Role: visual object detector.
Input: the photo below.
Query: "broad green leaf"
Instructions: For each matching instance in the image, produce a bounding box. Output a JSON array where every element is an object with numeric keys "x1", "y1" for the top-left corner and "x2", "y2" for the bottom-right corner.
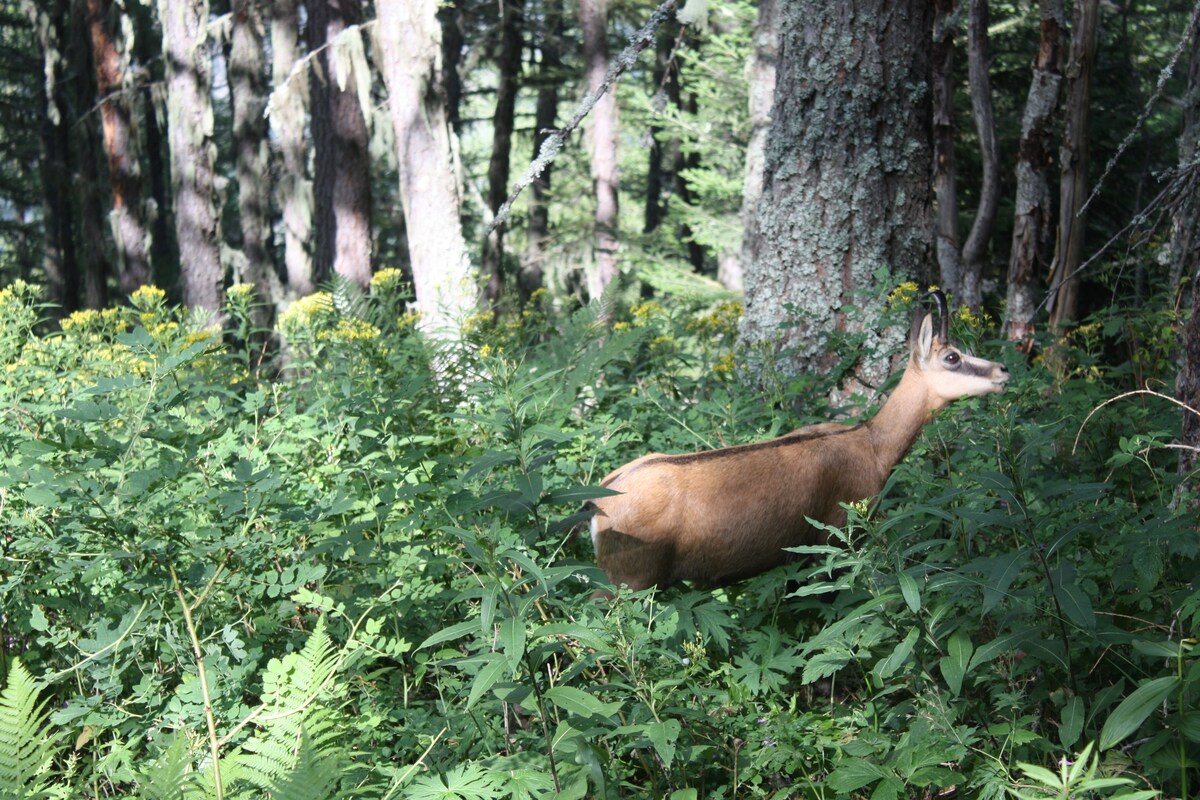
[
  {"x1": 939, "y1": 629, "x2": 973, "y2": 697},
  {"x1": 646, "y1": 718, "x2": 682, "y2": 768},
  {"x1": 544, "y1": 686, "x2": 622, "y2": 720},
  {"x1": 417, "y1": 620, "x2": 479, "y2": 651},
  {"x1": 1059, "y1": 696, "x2": 1084, "y2": 748},
  {"x1": 874, "y1": 627, "x2": 919, "y2": 680},
  {"x1": 1099, "y1": 676, "x2": 1179, "y2": 750},
  {"x1": 498, "y1": 616, "x2": 527, "y2": 670},
  {"x1": 898, "y1": 571, "x2": 921, "y2": 613},
  {"x1": 467, "y1": 654, "x2": 507, "y2": 710}
]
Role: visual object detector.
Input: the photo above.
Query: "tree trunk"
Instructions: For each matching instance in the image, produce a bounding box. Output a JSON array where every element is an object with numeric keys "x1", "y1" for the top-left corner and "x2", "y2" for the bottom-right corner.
[
  {"x1": 960, "y1": 0, "x2": 999, "y2": 311},
  {"x1": 307, "y1": 0, "x2": 372, "y2": 289},
  {"x1": 30, "y1": 0, "x2": 80, "y2": 316},
  {"x1": 521, "y1": 0, "x2": 564, "y2": 302},
  {"x1": 1048, "y1": 0, "x2": 1099, "y2": 330},
  {"x1": 1004, "y1": 0, "x2": 1064, "y2": 344},
  {"x1": 742, "y1": 0, "x2": 934, "y2": 383},
  {"x1": 438, "y1": 0, "x2": 465, "y2": 134},
  {"x1": 230, "y1": 0, "x2": 282, "y2": 319},
  {"x1": 71, "y1": 0, "x2": 110, "y2": 309},
  {"x1": 86, "y1": 0, "x2": 150, "y2": 295},
  {"x1": 580, "y1": 0, "x2": 620, "y2": 298},
  {"x1": 270, "y1": 0, "x2": 313, "y2": 296},
  {"x1": 134, "y1": 4, "x2": 174, "y2": 286},
  {"x1": 931, "y1": 0, "x2": 962, "y2": 302},
  {"x1": 158, "y1": 0, "x2": 223, "y2": 312},
  {"x1": 1175, "y1": 12, "x2": 1200, "y2": 503},
  {"x1": 483, "y1": 0, "x2": 525, "y2": 306},
  {"x1": 732, "y1": 0, "x2": 779, "y2": 294},
  {"x1": 377, "y1": 0, "x2": 478, "y2": 339}
]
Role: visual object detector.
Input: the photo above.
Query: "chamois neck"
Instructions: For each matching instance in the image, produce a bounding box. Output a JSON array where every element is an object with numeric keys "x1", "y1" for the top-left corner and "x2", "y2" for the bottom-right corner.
[{"x1": 862, "y1": 365, "x2": 935, "y2": 474}]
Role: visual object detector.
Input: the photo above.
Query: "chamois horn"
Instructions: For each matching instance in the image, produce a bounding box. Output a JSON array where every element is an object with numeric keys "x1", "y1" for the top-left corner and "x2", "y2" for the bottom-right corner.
[{"x1": 926, "y1": 289, "x2": 949, "y2": 342}]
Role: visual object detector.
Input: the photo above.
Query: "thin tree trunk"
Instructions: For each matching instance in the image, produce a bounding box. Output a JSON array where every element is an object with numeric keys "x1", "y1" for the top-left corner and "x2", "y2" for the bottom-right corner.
[
  {"x1": 438, "y1": 0, "x2": 465, "y2": 134},
  {"x1": 644, "y1": 25, "x2": 673, "y2": 235},
  {"x1": 30, "y1": 0, "x2": 80, "y2": 316},
  {"x1": 158, "y1": 0, "x2": 224, "y2": 312},
  {"x1": 307, "y1": 0, "x2": 372, "y2": 289},
  {"x1": 378, "y1": 0, "x2": 478, "y2": 340},
  {"x1": 1004, "y1": 0, "x2": 1064, "y2": 344},
  {"x1": 932, "y1": 0, "x2": 962, "y2": 301},
  {"x1": 1175, "y1": 11, "x2": 1200, "y2": 502},
  {"x1": 134, "y1": 4, "x2": 174, "y2": 285},
  {"x1": 732, "y1": 0, "x2": 778, "y2": 294},
  {"x1": 271, "y1": 0, "x2": 313, "y2": 296},
  {"x1": 483, "y1": 0, "x2": 525, "y2": 306},
  {"x1": 742, "y1": 0, "x2": 934, "y2": 384},
  {"x1": 72, "y1": 0, "x2": 110, "y2": 309},
  {"x1": 960, "y1": 0, "x2": 999, "y2": 311},
  {"x1": 580, "y1": 0, "x2": 620, "y2": 298},
  {"x1": 230, "y1": 0, "x2": 283, "y2": 318},
  {"x1": 1048, "y1": 0, "x2": 1099, "y2": 330},
  {"x1": 522, "y1": 0, "x2": 564, "y2": 302},
  {"x1": 86, "y1": 0, "x2": 150, "y2": 294}
]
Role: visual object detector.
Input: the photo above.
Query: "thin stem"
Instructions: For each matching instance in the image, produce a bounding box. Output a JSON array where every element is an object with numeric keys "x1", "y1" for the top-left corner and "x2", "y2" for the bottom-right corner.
[{"x1": 170, "y1": 564, "x2": 223, "y2": 799}]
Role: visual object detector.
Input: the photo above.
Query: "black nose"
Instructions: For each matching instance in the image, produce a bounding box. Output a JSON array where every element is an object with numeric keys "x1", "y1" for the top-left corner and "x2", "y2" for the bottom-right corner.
[{"x1": 999, "y1": 364, "x2": 1009, "y2": 374}]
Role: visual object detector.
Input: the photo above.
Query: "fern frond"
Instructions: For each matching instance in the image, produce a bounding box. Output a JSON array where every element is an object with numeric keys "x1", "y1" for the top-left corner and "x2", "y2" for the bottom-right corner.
[
  {"x1": 134, "y1": 733, "x2": 198, "y2": 800},
  {"x1": 264, "y1": 729, "x2": 339, "y2": 800},
  {"x1": 0, "y1": 659, "x2": 60, "y2": 797}
]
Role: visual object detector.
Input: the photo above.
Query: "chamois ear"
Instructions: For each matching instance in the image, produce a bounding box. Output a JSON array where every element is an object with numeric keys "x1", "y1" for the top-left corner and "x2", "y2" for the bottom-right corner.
[{"x1": 914, "y1": 312, "x2": 935, "y2": 365}]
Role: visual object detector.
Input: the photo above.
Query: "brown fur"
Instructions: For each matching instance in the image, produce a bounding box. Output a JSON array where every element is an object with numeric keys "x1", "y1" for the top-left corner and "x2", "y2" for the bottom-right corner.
[{"x1": 589, "y1": 311, "x2": 1009, "y2": 591}]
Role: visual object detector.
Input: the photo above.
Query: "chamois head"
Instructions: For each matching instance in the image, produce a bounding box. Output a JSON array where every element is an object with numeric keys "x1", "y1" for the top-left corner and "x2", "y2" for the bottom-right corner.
[{"x1": 909, "y1": 290, "x2": 1009, "y2": 409}]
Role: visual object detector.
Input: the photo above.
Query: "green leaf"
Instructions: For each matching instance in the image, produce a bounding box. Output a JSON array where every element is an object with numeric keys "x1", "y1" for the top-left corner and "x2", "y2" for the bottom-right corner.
[
  {"x1": 898, "y1": 571, "x2": 921, "y2": 613},
  {"x1": 466, "y1": 654, "x2": 507, "y2": 711},
  {"x1": 939, "y1": 629, "x2": 973, "y2": 697},
  {"x1": 874, "y1": 627, "x2": 919, "y2": 680},
  {"x1": 418, "y1": 620, "x2": 480, "y2": 651},
  {"x1": 1099, "y1": 676, "x2": 1179, "y2": 750},
  {"x1": 498, "y1": 616, "x2": 527, "y2": 671},
  {"x1": 543, "y1": 686, "x2": 622, "y2": 721},
  {"x1": 646, "y1": 718, "x2": 682, "y2": 768},
  {"x1": 1060, "y1": 696, "x2": 1084, "y2": 748}
]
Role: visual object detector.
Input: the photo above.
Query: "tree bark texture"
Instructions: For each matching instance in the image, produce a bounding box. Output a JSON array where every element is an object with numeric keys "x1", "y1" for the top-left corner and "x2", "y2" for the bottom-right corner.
[
  {"x1": 86, "y1": 0, "x2": 150, "y2": 294},
  {"x1": 932, "y1": 0, "x2": 962, "y2": 303},
  {"x1": 270, "y1": 0, "x2": 313, "y2": 296},
  {"x1": 438, "y1": 0, "x2": 465, "y2": 134},
  {"x1": 158, "y1": 0, "x2": 223, "y2": 312},
  {"x1": 230, "y1": 0, "x2": 281, "y2": 318},
  {"x1": 377, "y1": 0, "x2": 478, "y2": 339},
  {"x1": 742, "y1": 0, "x2": 935, "y2": 382},
  {"x1": 1048, "y1": 0, "x2": 1099, "y2": 330},
  {"x1": 307, "y1": 0, "x2": 372, "y2": 289},
  {"x1": 960, "y1": 0, "x2": 999, "y2": 311},
  {"x1": 522, "y1": 0, "x2": 565, "y2": 302},
  {"x1": 483, "y1": 0, "x2": 525, "y2": 305},
  {"x1": 580, "y1": 0, "x2": 620, "y2": 298},
  {"x1": 732, "y1": 0, "x2": 779, "y2": 294},
  {"x1": 1176, "y1": 12, "x2": 1200, "y2": 501},
  {"x1": 1004, "y1": 0, "x2": 1064, "y2": 343},
  {"x1": 71, "y1": 0, "x2": 110, "y2": 309},
  {"x1": 31, "y1": 0, "x2": 80, "y2": 315}
]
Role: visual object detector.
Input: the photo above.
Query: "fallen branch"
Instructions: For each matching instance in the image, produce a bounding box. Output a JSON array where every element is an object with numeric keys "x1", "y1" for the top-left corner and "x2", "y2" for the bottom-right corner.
[{"x1": 487, "y1": 0, "x2": 680, "y2": 234}]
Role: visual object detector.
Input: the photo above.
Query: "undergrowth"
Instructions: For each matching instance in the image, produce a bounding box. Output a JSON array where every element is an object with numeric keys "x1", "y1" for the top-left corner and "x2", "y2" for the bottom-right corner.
[{"x1": 0, "y1": 277, "x2": 1196, "y2": 798}]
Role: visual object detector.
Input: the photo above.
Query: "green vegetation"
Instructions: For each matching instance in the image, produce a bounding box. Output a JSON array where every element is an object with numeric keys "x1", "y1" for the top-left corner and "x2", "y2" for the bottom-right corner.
[{"x1": 1, "y1": 278, "x2": 1196, "y2": 798}]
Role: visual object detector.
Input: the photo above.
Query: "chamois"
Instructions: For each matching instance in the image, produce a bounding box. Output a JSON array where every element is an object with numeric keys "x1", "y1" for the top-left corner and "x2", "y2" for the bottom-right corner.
[{"x1": 588, "y1": 291, "x2": 1009, "y2": 591}]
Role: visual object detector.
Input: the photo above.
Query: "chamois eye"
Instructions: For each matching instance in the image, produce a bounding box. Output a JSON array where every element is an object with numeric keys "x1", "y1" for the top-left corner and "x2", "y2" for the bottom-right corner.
[{"x1": 945, "y1": 352, "x2": 961, "y2": 366}]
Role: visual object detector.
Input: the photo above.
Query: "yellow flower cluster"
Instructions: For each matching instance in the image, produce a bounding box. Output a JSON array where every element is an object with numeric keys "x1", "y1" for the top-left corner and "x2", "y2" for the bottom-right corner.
[
  {"x1": 630, "y1": 301, "x2": 665, "y2": 324},
  {"x1": 956, "y1": 305, "x2": 995, "y2": 330},
  {"x1": 316, "y1": 318, "x2": 381, "y2": 344},
  {"x1": 370, "y1": 268, "x2": 407, "y2": 295},
  {"x1": 687, "y1": 301, "x2": 743, "y2": 338},
  {"x1": 278, "y1": 292, "x2": 335, "y2": 338},
  {"x1": 61, "y1": 307, "x2": 128, "y2": 336},
  {"x1": 887, "y1": 281, "x2": 921, "y2": 307},
  {"x1": 397, "y1": 309, "x2": 422, "y2": 330},
  {"x1": 130, "y1": 285, "x2": 167, "y2": 310},
  {"x1": 227, "y1": 283, "x2": 255, "y2": 303},
  {"x1": 713, "y1": 352, "x2": 737, "y2": 377}
]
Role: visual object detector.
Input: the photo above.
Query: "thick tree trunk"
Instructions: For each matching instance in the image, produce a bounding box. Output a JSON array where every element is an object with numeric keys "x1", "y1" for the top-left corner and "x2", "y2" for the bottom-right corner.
[
  {"x1": 483, "y1": 0, "x2": 525, "y2": 305},
  {"x1": 932, "y1": 0, "x2": 962, "y2": 302},
  {"x1": 378, "y1": 0, "x2": 478, "y2": 339},
  {"x1": 307, "y1": 0, "x2": 372, "y2": 289},
  {"x1": 270, "y1": 0, "x2": 313, "y2": 296},
  {"x1": 230, "y1": 0, "x2": 282, "y2": 318},
  {"x1": 580, "y1": 0, "x2": 620, "y2": 298},
  {"x1": 158, "y1": 0, "x2": 223, "y2": 312},
  {"x1": 960, "y1": 0, "x2": 999, "y2": 311},
  {"x1": 1004, "y1": 0, "x2": 1064, "y2": 344},
  {"x1": 1175, "y1": 13, "x2": 1200, "y2": 503},
  {"x1": 521, "y1": 0, "x2": 564, "y2": 301},
  {"x1": 732, "y1": 0, "x2": 779, "y2": 294},
  {"x1": 1048, "y1": 0, "x2": 1099, "y2": 330},
  {"x1": 31, "y1": 0, "x2": 80, "y2": 316},
  {"x1": 86, "y1": 0, "x2": 150, "y2": 294},
  {"x1": 742, "y1": 0, "x2": 934, "y2": 383}
]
